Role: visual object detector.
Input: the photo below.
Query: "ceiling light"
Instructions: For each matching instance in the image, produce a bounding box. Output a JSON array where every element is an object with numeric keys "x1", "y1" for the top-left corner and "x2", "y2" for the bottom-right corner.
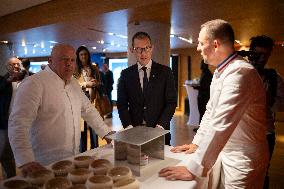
[
  {"x1": 108, "y1": 32, "x2": 114, "y2": 35},
  {"x1": 0, "y1": 40, "x2": 8, "y2": 44},
  {"x1": 41, "y1": 42, "x2": 45, "y2": 48},
  {"x1": 32, "y1": 49, "x2": 35, "y2": 54},
  {"x1": 117, "y1": 34, "x2": 128, "y2": 39},
  {"x1": 92, "y1": 46, "x2": 97, "y2": 49},
  {"x1": 100, "y1": 40, "x2": 104, "y2": 44},
  {"x1": 170, "y1": 34, "x2": 175, "y2": 38},
  {"x1": 103, "y1": 48, "x2": 107, "y2": 52},
  {"x1": 235, "y1": 40, "x2": 241, "y2": 45},
  {"x1": 110, "y1": 42, "x2": 115, "y2": 46},
  {"x1": 24, "y1": 47, "x2": 27, "y2": 55},
  {"x1": 116, "y1": 44, "x2": 121, "y2": 47},
  {"x1": 49, "y1": 41, "x2": 58, "y2": 44},
  {"x1": 22, "y1": 40, "x2": 26, "y2": 47},
  {"x1": 178, "y1": 36, "x2": 192, "y2": 43}
]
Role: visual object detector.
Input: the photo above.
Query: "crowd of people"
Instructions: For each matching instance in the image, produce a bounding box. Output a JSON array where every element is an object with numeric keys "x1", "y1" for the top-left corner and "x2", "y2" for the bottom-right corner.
[{"x1": 0, "y1": 18, "x2": 283, "y2": 189}]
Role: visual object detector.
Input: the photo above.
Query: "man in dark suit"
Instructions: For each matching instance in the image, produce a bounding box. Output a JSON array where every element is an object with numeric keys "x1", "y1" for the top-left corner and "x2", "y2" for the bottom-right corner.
[
  {"x1": 102, "y1": 63, "x2": 114, "y2": 118},
  {"x1": 117, "y1": 31, "x2": 177, "y2": 145},
  {"x1": 0, "y1": 57, "x2": 26, "y2": 178},
  {"x1": 21, "y1": 58, "x2": 34, "y2": 76}
]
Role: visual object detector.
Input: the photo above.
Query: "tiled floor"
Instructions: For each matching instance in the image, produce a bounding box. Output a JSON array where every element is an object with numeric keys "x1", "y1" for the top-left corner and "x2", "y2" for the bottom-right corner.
[{"x1": 1, "y1": 109, "x2": 284, "y2": 188}]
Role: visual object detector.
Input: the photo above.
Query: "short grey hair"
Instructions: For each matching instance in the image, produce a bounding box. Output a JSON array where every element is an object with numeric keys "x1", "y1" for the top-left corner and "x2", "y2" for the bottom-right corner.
[{"x1": 201, "y1": 19, "x2": 235, "y2": 45}]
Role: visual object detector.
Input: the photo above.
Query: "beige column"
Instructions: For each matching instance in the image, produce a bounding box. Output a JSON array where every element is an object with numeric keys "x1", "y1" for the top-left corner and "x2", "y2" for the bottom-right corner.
[{"x1": 127, "y1": 21, "x2": 170, "y2": 66}]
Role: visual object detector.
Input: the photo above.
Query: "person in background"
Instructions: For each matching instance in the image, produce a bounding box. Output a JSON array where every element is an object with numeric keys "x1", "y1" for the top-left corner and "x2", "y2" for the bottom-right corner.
[
  {"x1": 193, "y1": 60, "x2": 213, "y2": 132},
  {"x1": 248, "y1": 35, "x2": 284, "y2": 189},
  {"x1": 159, "y1": 19, "x2": 269, "y2": 188},
  {"x1": 9, "y1": 44, "x2": 114, "y2": 177},
  {"x1": 21, "y1": 58, "x2": 34, "y2": 76},
  {"x1": 117, "y1": 31, "x2": 177, "y2": 145},
  {"x1": 0, "y1": 57, "x2": 26, "y2": 178},
  {"x1": 102, "y1": 63, "x2": 114, "y2": 118},
  {"x1": 74, "y1": 46, "x2": 104, "y2": 152}
]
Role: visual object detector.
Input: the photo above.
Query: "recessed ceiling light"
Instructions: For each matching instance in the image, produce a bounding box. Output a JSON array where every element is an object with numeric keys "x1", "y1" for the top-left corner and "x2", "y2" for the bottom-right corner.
[
  {"x1": 22, "y1": 40, "x2": 26, "y2": 47},
  {"x1": 235, "y1": 40, "x2": 241, "y2": 44},
  {"x1": 24, "y1": 47, "x2": 27, "y2": 55},
  {"x1": 117, "y1": 34, "x2": 128, "y2": 39},
  {"x1": 49, "y1": 41, "x2": 58, "y2": 44}
]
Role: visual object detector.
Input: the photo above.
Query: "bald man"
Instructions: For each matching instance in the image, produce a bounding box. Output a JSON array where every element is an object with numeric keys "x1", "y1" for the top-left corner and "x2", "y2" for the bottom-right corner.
[
  {"x1": 9, "y1": 44, "x2": 114, "y2": 176},
  {"x1": 0, "y1": 57, "x2": 26, "y2": 178}
]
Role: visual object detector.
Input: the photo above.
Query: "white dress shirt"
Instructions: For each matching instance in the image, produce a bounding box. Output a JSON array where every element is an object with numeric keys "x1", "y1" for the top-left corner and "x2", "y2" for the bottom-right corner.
[
  {"x1": 137, "y1": 60, "x2": 152, "y2": 90},
  {"x1": 8, "y1": 66, "x2": 111, "y2": 166},
  {"x1": 189, "y1": 56, "x2": 269, "y2": 187}
]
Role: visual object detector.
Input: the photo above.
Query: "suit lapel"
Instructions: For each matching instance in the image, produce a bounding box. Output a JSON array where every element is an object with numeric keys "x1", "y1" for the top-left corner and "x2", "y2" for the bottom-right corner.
[
  {"x1": 130, "y1": 64, "x2": 144, "y2": 98},
  {"x1": 149, "y1": 61, "x2": 159, "y2": 84}
]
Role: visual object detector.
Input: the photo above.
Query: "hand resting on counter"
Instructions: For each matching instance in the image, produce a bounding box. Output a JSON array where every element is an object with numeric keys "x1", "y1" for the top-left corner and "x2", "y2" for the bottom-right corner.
[{"x1": 170, "y1": 143, "x2": 198, "y2": 154}]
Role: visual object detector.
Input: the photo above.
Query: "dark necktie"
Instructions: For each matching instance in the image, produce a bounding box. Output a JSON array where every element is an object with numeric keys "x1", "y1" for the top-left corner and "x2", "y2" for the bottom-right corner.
[{"x1": 142, "y1": 66, "x2": 148, "y2": 93}]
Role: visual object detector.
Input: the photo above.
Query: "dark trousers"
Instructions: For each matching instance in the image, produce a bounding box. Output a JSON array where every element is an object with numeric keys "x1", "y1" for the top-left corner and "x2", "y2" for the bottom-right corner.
[
  {"x1": 106, "y1": 91, "x2": 113, "y2": 115},
  {"x1": 198, "y1": 96, "x2": 209, "y2": 123},
  {"x1": 0, "y1": 130, "x2": 16, "y2": 178},
  {"x1": 263, "y1": 133, "x2": 276, "y2": 189},
  {"x1": 165, "y1": 133, "x2": 171, "y2": 146},
  {"x1": 80, "y1": 122, "x2": 98, "y2": 153}
]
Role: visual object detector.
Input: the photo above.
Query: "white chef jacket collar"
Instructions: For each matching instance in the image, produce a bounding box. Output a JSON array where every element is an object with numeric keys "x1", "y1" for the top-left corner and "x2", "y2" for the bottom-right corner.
[{"x1": 216, "y1": 52, "x2": 238, "y2": 73}]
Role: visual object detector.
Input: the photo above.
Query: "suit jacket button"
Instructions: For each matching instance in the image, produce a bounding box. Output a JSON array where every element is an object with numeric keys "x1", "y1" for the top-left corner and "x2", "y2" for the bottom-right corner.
[{"x1": 144, "y1": 106, "x2": 147, "y2": 110}]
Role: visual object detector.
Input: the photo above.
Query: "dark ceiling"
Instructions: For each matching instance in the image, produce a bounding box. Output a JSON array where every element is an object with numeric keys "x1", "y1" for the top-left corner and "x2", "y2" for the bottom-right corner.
[{"x1": 0, "y1": 0, "x2": 283, "y2": 57}]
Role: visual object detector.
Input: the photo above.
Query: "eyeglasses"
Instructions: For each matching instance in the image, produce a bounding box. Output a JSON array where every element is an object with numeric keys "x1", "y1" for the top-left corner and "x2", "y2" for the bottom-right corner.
[{"x1": 133, "y1": 46, "x2": 152, "y2": 54}]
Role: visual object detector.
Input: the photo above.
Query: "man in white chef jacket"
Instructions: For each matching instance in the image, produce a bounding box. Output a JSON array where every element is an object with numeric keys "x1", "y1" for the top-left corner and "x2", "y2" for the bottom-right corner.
[
  {"x1": 8, "y1": 44, "x2": 114, "y2": 176},
  {"x1": 159, "y1": 19, "x2": 269, "y2": 188}
]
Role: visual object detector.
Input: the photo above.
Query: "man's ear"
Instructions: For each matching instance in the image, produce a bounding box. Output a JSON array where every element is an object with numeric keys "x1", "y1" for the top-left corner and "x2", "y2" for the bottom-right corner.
[
  {"x1": 48, "y1": 57, "x2": 52, "y2": 64},
  {"x1": 213, "y1": 40, "x2": 220, "y2": 52}
]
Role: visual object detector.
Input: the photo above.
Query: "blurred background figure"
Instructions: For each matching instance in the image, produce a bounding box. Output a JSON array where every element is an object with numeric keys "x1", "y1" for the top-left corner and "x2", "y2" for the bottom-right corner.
[
  {"x1": 40, "y1": 64, "x2": 47, "y2": 70},
  {"x1": 193, "y1": 60, "x2": 213, "y2": 132},
  {"x1": 249, "y1": 35, "x2": 284, "y2": 189},
  {"x1": 74, "y1": 46, "x2": 104, "y2": 152},
  {"x1": 0, "y1": 57, "x2": 26, "y2": 178},
  {"x1": 21, "y1": 58, "x2": 34, "y2": 76},
  {"x1": 102, "y1": 63, "x2": 114, "y2": 118}
]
